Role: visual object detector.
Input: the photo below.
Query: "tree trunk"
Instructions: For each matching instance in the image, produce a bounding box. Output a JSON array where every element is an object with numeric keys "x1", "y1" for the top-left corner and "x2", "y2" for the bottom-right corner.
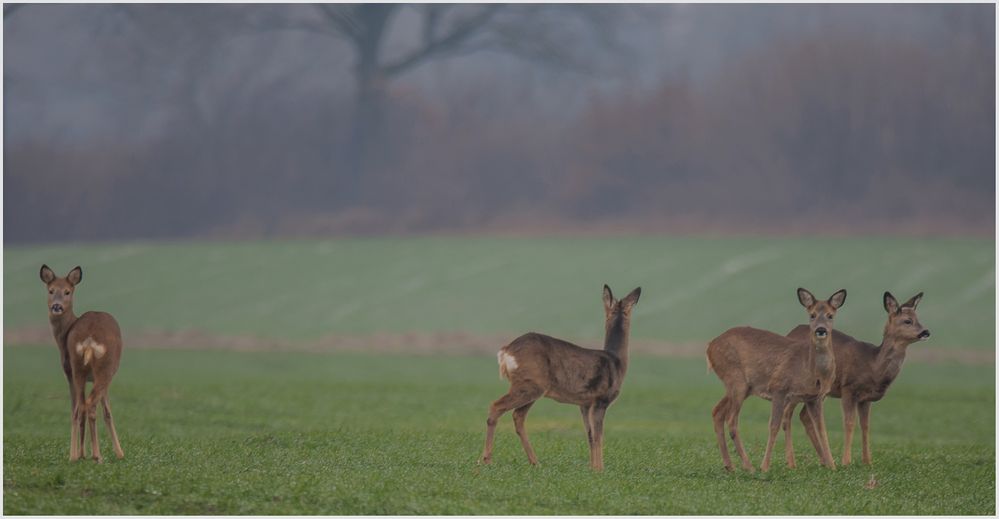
[{"x1": 338, "y1": 5, "x2": 396, "y2": 204}]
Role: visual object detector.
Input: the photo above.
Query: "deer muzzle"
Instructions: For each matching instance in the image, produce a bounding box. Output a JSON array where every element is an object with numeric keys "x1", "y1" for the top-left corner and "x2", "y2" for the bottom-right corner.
[
  {"x1": 50, "y1": 303, "x2": 64, "y2": 314},
  {"x1": 814, "y1": 327, "x2": 828, "y2": 338},
  {"x1": 917, "y1": 329, "x2": 931, "y2": 340}
]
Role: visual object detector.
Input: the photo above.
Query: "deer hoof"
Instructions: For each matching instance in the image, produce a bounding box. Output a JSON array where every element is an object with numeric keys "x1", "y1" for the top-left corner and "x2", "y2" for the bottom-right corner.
[{"x1": 479, "y1": 457, "x2": 492, "y2": 465}]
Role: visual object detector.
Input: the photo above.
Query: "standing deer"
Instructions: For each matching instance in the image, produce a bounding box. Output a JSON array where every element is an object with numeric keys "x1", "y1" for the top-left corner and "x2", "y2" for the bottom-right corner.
[
  {"x1": 707, "y1": 288, "x2": 846, "y2": 472},
  {"x1": 783, "y1": 291, "x2": 930, "y2": 466},
  {"x1": 40, "y1": 265, "x2": 125, "y2": 462},
  {"x1": 479, "y1": 285, "x2": 641, "y2": 471}
]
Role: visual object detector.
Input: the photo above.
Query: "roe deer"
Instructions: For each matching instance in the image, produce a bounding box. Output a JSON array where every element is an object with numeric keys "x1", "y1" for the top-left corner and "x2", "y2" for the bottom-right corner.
[
  {"x1": 783, "y1": 291, "x2": 930, "y2": 466},
  {"x1": 479, "y1": 285, "x2": 641, "y2": 471},
  {"x1": 707, "y1": 288, "x2": 846, "y2": 472},
  {"x1": 40, "y1": 265, "x2": 125, "y2": 462}
]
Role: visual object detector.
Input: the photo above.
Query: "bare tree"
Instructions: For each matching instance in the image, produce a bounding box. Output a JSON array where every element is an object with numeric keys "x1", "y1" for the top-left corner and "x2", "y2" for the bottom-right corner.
[{"x1": 266, "y1": 4, "x2": 630, "y2": 200}]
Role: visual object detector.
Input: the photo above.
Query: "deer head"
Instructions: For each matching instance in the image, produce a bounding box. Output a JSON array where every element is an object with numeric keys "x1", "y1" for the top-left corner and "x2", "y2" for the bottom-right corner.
[
  {"x1": 602, "y1": 285, "x2": 641, "y2": 323},
  {"x1": 40, "y1": 264, "x2": 82, "y2": 317},
  {"x1": 797, "y1": 287, "x2": 847, "y2": 345},
  {"x1": 883, "y1": 291, "x2": 930, "y2": 343}
]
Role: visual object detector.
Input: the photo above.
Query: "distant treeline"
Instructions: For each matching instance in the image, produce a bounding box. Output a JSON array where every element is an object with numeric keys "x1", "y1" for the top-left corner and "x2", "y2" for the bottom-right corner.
[{"x1": 4, "y1": 5, "x2": 993, "y2": 242}]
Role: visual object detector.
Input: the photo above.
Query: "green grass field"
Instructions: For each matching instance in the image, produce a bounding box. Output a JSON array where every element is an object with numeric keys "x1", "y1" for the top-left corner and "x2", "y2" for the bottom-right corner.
[
  {"x1": 3, "y1": 346, "x2": 994, "y2": 515},
  {"x1": 4, "y1": 236, "x2": 995, "y2": 514},
  {"x1": 4, "y1": 236, "x2": 994, "y2": 347}
]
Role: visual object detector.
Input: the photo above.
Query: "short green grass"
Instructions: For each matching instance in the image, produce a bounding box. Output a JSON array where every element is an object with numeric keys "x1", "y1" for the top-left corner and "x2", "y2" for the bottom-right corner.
[
  {"x1": 4, "y1": 346, "x2": 994, "y2": 515},
  {"x1": 5, "y1": 237, "x2": 995, "y2": 513},
  {"x1": 4, "y1": 236, "x2": 994, "y2": 347}
]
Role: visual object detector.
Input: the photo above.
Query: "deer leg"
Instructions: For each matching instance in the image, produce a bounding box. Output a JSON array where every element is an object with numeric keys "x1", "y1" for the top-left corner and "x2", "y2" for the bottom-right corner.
[
  {"x1": 588, "y1": 403, "x2": 609, "y2": 471},
  {"x1": 711, "y1": 397, "x2": 734, "y2": 471},
  {"x1": 512, "y1": 401, "x2": 539, "y2": 465},
  {"x1": 85, "y1": 381, "x2": 111, "y2": 463},
  {"x1": 101, "y1": 395, "x2": 124, "y2": 459},
  {"x1": 87, "y1": 405, "x2": 101, "y2": 463},
  {"x1": 840, "y1": 395, "x2": 857, "y2": 466},
  {"x1": 67, "y1": 380, "x2": 77, "y2": 460},
  {"x1": 798, "y1": 403, "x2": 824, "y2": 464},
  {"x1": 581, "y1": 405, "x2": 595, "y2": 467},
  {"x1": 66, "y1": 374, "x2": 76, "y2": 414},
  {"x1": 65, "y1": 366, "x2": 80, "y2": 454},
  {"x1": 806, "y1": 399, "x2": 835, "y2": 469},
  {"x1": 69, "y1": 375, "x2": 87, "y2": 461},
  {"x1": 481, "y1": 394, "x2": 512, "y2": 465},
  {"x1": 726, "y1": 395, "x2": 754, "y2": 472},
  {"x1": 75, "y1": 386, "x2": 87, "y2": 460},
  {"x1": 77, "y1": 413, "x2": 87, "y2": 460},
  {"x1": 480, "y1": 386, "x2": 542, "y2": 465},
  {"x1": 761, "y1": 396, "x2": 786, "y2": 472},
  {"x1": 70, "y1": 406, "x2": 82, "y2": 461},
  {"x1": 782, "y1": 402, "x2": 797, "y2": 468},
  {"x1": 818, "y1": 399, "x2": 837, "y2": 469},
  {"x1": 858, "y1": 401, "x2": 872, "y2": 465}
]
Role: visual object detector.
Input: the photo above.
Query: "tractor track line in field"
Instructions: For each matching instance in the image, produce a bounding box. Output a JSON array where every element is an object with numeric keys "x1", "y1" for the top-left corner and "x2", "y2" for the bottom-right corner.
[{"x1": 5, "y1": 327, "x2": 993, "y2": 365}]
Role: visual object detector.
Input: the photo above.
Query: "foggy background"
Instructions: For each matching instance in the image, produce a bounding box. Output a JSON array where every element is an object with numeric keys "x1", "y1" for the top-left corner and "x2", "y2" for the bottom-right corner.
[{"x1": 3, "y1": 4, "x2": 995, "y2": 244}]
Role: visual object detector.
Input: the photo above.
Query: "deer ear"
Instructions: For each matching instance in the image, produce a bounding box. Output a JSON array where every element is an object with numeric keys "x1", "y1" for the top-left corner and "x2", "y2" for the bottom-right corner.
[
  {"x1": 884, "y1": 291, "x2": 900, "y2": 314},
  {"x1": 621, "y1": 287, "x2": 641, "y2": 308},
  {"x1": 797, "y1": 288, "x2": 816, "y2": 308},
  {"x1": 602, "y1": 284, "x2": 615, "y2": 310},
  {"x1": 66, "y1": 266, "x2": 83, "y2": 286},
  {"x1": 40, "y1": 264, "x2": 56, "y2": 284},
  {"x1": 828, "y1": 289, "x2": 847, "y2": 309},
  {"x1": 901, "y1": 292, "x2": 923, "y2": 310}
]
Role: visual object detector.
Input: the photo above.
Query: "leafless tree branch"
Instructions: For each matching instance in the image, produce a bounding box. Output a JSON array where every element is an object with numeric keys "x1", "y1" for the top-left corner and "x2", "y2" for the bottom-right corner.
[
  {"x1": 316, "y1": 4, "x2": 362, "y2": 41},
  {"x1": 383, "y1": 5, "x2": 503, "y2": 78}
]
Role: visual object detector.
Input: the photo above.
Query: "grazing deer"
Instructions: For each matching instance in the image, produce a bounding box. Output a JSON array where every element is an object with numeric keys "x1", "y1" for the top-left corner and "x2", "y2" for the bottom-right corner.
[
  {"x1": 479, "y1": 285, "x2": 641, "y2": 471},
  {"x1": 40, "y1": 265, "x2": 124, "y2": 462},
  {"x1": 707, "y1": 288, "x2": 846, "y2": 472},
  {"x1": 783, "y1": 291, "x2": 930, "y2": 466}
]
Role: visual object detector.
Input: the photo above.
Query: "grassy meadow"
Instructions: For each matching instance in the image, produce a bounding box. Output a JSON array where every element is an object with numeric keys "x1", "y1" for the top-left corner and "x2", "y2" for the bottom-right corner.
[
  {"x1": 3, "y1": 236, "x2": 994, "y2": 347},
  {"x1": 3, "y1": 236, "x2": 995, "y2": 514},
  {"x1": 3, "y1": 347, "x2": 994, "y2": 515}
]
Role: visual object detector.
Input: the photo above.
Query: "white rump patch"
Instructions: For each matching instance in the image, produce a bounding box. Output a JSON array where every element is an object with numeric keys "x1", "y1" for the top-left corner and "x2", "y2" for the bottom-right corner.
[
  {"x1": 498, "y1": 350, "x2": 518, "y2": 371},
  {"x1": 75, "y1": 337, "x2": 107, "y2": 359}
]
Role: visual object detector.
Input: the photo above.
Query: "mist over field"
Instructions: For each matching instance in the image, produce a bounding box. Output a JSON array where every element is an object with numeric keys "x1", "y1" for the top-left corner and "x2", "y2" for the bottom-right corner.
[
  {"x1": 2, "y1": 5, "x2": 996, "y2": 515},
  {"x1": 3, "y1": 4, "x2": 994, "y2": 243}
]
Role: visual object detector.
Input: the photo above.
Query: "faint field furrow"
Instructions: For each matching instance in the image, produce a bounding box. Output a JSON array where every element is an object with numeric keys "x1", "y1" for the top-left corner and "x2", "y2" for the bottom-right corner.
[{"x1": 5, "y1": 327, "x2": 994, "y2": 365}]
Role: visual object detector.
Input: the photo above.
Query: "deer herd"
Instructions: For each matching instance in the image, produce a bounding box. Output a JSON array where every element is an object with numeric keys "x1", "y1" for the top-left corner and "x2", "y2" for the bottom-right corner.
[{"x1": 38, "y1": 265, "x2": 929, "y2": 473}]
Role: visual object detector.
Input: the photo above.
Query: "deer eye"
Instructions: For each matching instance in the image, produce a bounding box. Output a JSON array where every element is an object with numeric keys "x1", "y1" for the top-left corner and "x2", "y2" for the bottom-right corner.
[
  {"x1": 810, "y1": 313, "x2": 816, "y2": 320},
  {"x1": 63, "y1": 290, "x2": 70, "y2": 296},
  {"x1": 48, "y1": 288, "x2": 54, "y2": 294},
  {"x1": 826, "y1": 314, "x2": 833, "y2": 319},
  {"x1": 903, "y1": 319, "x2": 912, "y2": 325}
]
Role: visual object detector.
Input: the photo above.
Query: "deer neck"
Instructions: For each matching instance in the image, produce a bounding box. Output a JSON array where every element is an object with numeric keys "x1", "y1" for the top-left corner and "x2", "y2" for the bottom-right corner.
[
  {"x1": 603, "y1": 314, "x2": 631, "y2": 372},
  {"x1": 809, "y1": 336, "x2": 835, "y2": 379},
  {"x1": 875, "y1": 335, "x2": 910, "y2": 383},
  {"x1": 49, "y1": 311, "x2": 78, "y2": 350}
]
